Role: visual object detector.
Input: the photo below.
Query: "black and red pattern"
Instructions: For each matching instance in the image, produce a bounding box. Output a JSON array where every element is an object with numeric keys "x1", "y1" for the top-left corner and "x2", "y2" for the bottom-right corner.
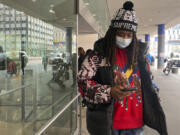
[{"x1": 78, "y1": 53, "x2": 111, "y2": 104}]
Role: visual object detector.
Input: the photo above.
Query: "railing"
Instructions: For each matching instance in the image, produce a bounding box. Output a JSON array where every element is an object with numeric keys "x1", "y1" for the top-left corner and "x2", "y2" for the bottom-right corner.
[
  {"x1": 0, "y1": 84, "x2": 32, "y2": 97},
  {"x1": 35, "y1": 93, "x2": 80, "y2": 135}
]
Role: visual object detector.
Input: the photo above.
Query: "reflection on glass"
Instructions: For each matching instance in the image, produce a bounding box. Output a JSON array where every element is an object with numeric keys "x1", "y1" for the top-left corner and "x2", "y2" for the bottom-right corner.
[
  {"x1": 41, "y1": 100, "x2": 77, "y2": 135},
  {"x1": 0, "y1": 1, "x2": 77, "y2": 135},
  {"x1": 82, "y1": 0, "x2": 111, "y2": 34}
]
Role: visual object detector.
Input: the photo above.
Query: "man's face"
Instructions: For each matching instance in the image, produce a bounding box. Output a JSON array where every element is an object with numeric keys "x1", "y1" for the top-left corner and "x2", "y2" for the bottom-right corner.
[{"x1": 116, "y1": 30, "x2": 133, "y2": 39}]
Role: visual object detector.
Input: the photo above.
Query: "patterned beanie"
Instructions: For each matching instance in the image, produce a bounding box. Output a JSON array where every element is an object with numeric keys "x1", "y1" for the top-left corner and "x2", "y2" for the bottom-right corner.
[{"x1": 111, "y1": 1, "x2": 138, "y2": 33}]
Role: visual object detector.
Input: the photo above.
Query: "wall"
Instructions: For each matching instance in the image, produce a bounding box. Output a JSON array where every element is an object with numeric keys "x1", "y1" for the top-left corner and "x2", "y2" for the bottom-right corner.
[{"x1": 78, "y1": 34, "x2": 98, "y2": 51}]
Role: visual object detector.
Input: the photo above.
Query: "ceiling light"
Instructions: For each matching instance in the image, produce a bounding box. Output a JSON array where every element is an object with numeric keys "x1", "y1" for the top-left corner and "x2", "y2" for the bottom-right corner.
[
  {"x1": 49, "y1": 9, "x2": 55, "y2": 14},
  {"x1": 50, "y1": 4, "x2": 54, "y2": 8},
  {"x1": 85, "y1": 3, "x2": 89, "y2": 6},
  {"x1": 32, "y1": 0, "x2": 37, "y2": 2},
  {"x1": 92, "y1": 14, "x2": 96, "y2": 17},
  {"x1": 149, "y1": 18, "x2": 153, "y2": 22},
  {"x1": 63, "y1": 18, "x2": 67, "y2": 21},
  {"x1": 144, "y1": 24, "x2": 148, "y2": 27}
]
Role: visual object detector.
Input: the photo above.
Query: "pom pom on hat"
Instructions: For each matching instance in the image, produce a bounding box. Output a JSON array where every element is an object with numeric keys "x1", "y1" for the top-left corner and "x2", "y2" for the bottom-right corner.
[
  {"x1": 123, "y1": 1, "x2": 134, "y2": 10},
  {"x1": 111, "y1": 1, "x2": 137, "y2": 33}
]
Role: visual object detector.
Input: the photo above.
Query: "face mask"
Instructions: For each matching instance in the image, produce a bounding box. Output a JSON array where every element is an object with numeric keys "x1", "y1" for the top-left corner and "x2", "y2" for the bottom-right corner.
[{"x1": 116, "y1": 36, "x2": 132, "y2": 49}]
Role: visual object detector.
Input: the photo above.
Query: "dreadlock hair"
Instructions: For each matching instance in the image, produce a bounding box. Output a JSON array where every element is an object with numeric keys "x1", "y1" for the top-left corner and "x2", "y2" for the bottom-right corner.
[
  {"x1": 104, "y1": 27, "x2": 139, "y2": 70},
  {"x1": 104, "y1": 27, "x2": 117, "y2": 65},
  {"x1": 127, "y1": 33, "x2": 139, "y2": 69}
]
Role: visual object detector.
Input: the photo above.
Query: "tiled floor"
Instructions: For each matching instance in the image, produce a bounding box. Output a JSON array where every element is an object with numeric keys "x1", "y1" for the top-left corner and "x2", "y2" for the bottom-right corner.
[{"x1": 80, "y1": 107, "x2": 89, "y2": 135}]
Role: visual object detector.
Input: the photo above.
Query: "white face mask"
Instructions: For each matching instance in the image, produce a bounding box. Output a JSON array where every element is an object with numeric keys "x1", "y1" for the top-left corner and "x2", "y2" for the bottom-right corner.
[{"x1": 116, "y1": 36, "x2": 132, "y2": 49}]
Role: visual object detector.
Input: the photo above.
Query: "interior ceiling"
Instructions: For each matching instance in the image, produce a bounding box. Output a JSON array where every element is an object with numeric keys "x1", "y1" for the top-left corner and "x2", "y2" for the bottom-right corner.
[
  {"x1": 78, "y1": 15, "x2": 96, "y2": 34},
  {"x1": 0, "y1": 0, "x2": 96, "y2": 34},
  {"x1": 0, "y1": 0, "x2": 77, "y2": 31},
  {"x1": 107, "y1": 0, "x2": 180, "y2": 38},
  {"x1": 1, "y1": 0, "x2": 180, "y2": 38}
]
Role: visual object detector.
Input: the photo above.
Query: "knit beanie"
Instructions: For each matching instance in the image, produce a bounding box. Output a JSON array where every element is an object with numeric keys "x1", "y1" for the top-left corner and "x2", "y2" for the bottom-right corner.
[{"x1": 111, "y1": 1, "x2": 138, "y2": 33}]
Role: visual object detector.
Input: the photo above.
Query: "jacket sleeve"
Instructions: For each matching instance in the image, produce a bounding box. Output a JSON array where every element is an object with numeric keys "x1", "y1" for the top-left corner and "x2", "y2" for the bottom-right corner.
[{"x1": 78, "y1": 54, "x2": 111, "y2": 104}]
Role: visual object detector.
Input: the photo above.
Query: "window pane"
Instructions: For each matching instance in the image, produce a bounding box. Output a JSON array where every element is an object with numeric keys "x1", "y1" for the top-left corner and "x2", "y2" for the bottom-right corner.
[{"x1": 0, "y1": 0, "x2": 77, "y2": 135}]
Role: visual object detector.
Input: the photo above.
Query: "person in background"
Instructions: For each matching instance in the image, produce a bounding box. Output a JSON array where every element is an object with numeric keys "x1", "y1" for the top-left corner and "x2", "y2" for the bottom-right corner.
[
  {"x1": 78, "y1": 49, "x2": 93, "y2": 71},
  {"x1": 62, "y1": 53, "x2": 66, "y2": 63},
  {"x1": 151, "y1": 55, "x2": 155, "y2": 65},
  {"x1": 170, "y1": 52, "x2": 174, "y2": 58},
  {"x1": 7, "y1": 59, "x2": 17, "y2": 76},
  {"x1": 86, "y1": 49, "x2": 93, "y2": 55},
  {"x1": 71, "y1": 53, "x2": 77, "y2": 87},
  {"x1": 145, "y1": 53, "x2": 152, "y2": 65},
  {"x1": 78, "y1": 1, "x2": 167, "y2": 135},
  {"x1": 0, "y1": 46, "x2": 3, "y2": 53},
  {"x1": 0, "y1": 46, "x2": 6, "y2": 70},
  {"x1": 78, "y1": 47, "x2": 85, "y2": 71},
  {"x1": 42, "y1": 55, "x2": 48, "y2": 71}
]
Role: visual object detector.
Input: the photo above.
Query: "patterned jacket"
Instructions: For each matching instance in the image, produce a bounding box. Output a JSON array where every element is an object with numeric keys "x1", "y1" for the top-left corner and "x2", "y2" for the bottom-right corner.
[{"x1": 78, "y1": 38, "x2": 168, "y2": 135}]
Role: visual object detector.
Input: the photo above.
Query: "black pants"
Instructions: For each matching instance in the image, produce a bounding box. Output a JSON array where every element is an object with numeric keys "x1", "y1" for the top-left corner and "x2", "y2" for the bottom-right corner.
[{"x1": 86, "y1": 107, "x2": 113, "y2": 135}]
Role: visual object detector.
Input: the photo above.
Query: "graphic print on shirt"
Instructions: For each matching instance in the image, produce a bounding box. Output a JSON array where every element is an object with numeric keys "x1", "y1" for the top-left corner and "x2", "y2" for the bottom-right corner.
[{"x1": 113, "y1": 64, "x2": 142, "y2": 111}]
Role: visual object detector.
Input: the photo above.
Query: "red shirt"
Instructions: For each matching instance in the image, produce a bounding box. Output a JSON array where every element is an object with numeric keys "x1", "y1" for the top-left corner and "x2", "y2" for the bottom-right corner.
[{"x1": 113, "y1": 48, "x2": 144, "y2": 129}]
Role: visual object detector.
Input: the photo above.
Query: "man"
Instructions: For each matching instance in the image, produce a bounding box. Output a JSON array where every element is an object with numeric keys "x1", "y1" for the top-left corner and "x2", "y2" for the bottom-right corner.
[
  {"x1": 42, "y1": 55, "x2": 48, "y2": 71},
  {"x1": 78, "y1": 1, "x2": 167, "y2": 135}
]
